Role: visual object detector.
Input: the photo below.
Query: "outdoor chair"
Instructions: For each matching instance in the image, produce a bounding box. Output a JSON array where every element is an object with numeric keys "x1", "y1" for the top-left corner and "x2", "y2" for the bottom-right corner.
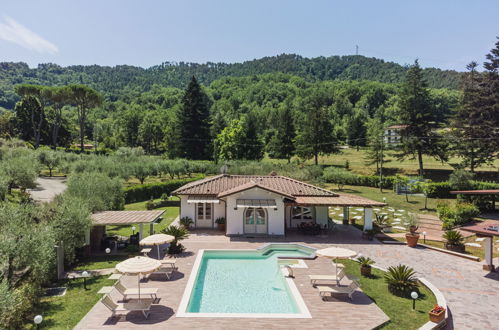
[
  {"x1": 161, "y1": 258, "x2": 178, "y2": 271},
  {"x1": 317, "y1": 281, "x2": 360, "y2": 301},
  {"x1": 151, "y1": 264, "x2": 175, "y2": 280},
  {"x1": 101, "y1": 294, "x2": 152, "y2": 319},
  {"x1": 114, "y1": 281, "x2": 158, "y2": 301},
  {"x1": 309, "y1": 268, "x2": 346, "y2": 287}
]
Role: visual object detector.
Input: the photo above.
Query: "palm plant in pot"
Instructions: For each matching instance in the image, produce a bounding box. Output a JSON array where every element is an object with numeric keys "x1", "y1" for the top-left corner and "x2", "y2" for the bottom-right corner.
[
  {"x1": 179, "y1": 216, "x2": 193, "y2": 230},
  {"x1": 404, "y1": 213, "x2": 420, "y2": 247},
  {"x1": 356, "y1": 256, "x2": 375, "y2": 277},
  {"x1": 215, "y1": 217, "x2": 226, "y2": 231},
  {"x1": 162, "y1": 225, "x2": 189, "y2": 255},
  {"x1": 443, "y1": 230, "x2": 465, "y2": 252},
  {"x1": 374, "y1": 213, "x2": 392, "y2": 233}
]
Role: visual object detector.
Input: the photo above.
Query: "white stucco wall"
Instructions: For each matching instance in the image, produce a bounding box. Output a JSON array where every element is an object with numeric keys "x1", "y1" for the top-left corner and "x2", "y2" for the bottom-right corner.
[
  {"x1": 213, "y1": 201, "x2": 225, "y2": 222},
  {"x1": 180, "y1": 195, "x2": 195, "y2": 220},
  {"x1": 223, "y1": 187, "x2": 285, "y2": 236},
  {"x1": 315, "y1": 206, "x2": 329, "y2": 226}
]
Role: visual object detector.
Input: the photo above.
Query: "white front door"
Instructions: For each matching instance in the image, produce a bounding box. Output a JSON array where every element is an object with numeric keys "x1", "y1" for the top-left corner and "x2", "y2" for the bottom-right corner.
[
  {"x1": 196, "y1": 203, "x2": 213, "y2": 228},
  {"x1": 244, "y1": 208, "x2": 267, "y2": 234}
]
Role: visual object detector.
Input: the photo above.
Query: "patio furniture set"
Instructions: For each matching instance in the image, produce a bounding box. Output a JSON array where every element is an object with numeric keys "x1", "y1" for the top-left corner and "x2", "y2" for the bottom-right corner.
[{"x1": 308, "y1": 263, "x2": 360, "y2": 300}]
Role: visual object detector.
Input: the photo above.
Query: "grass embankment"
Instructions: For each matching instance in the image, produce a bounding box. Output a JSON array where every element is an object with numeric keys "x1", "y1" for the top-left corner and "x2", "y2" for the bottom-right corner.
[
  {"x1": 26, "y1": 276, "x2": 115, "y2": 330},
  {"x1": 340, "y1": 259, "x2": 436, "y2": 330},
  {"x1": 106, "y1": 199, "x2": 179, "y2": 237}
]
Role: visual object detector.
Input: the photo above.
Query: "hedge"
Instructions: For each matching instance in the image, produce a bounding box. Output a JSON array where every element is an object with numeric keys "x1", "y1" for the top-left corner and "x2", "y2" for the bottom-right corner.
[
  {"x1": 427, "y1": 180, "x2": 499, "y2": 199},
  {"x1": 323, "y1": 167, "x2": 396, "y2": 189},
  {"x1": 124, "y1": 175, "x2": 204, "y2": 203}
]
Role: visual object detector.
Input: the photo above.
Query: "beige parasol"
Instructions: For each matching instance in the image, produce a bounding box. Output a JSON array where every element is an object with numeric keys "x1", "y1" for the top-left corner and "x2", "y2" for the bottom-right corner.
[
  {"x1": 316, "y1": 247, "x2": 357, "y2": 277},
  {"x1": 115, "y1": 256, "x2": 162, "y2": 300},
  {"x1": 139, "y1": 234, "x2": 175, "y2": 259}
]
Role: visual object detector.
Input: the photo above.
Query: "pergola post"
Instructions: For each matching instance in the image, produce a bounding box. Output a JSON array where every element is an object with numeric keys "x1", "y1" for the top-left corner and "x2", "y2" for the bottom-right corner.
[
  {"x1": 343, "y1": 206, "x2": 349, "y2": 225},
  {"x1": 364, "y1": 207, "x2": 373, "y2": 231},
  {"x1": 483, "y1": 236, "x2": 495, "y2": 271},
  {"x1": 139, "y1": 223, "x2": 144, "y2": 240},
  {"x1": 150, "y1": 223, "x2": 154, "y2": 235}
]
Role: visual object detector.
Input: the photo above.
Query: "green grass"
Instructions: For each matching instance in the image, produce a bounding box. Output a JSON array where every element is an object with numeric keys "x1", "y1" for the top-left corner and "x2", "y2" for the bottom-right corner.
[
  {"x1": 325, "y1": 184, "x2": 452, "y2": 216},
  {"x1": 106, "y1": 201, "x2": 179, "y2": 237},
  {"x1": 73, "y1": 255, "x2": 131, "y2": 271},
  {"x1": 25, "y1": 276, "x2": 116, "y2": 330},
  {"x1": 339, "y1": 259, "x2": 436, "y2": 330}
]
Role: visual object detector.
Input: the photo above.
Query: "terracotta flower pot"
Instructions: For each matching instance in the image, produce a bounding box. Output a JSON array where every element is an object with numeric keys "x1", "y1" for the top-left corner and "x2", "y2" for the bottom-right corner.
[
  {"x1": 360, "y1": 265, "x2": 372, "y2": 277},
  {"x1": 405, "y1": 233, "x2": 420, "y2": 247},
  {"x1": 217, "y1": 223, "x2": 226, "y2": 231},
  {"x1": 350, "y1": 219, "x2": 356, "y2": 225},
  {"x1": 429, "y1": 309, "x2": 445, "y2": 323},
  {"x1": 445, "y1": 243, "x2": 465, "y2": 253}
]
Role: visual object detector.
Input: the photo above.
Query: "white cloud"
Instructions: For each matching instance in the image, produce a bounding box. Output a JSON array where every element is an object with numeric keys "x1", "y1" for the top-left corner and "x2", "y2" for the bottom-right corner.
[{"x1": 0, "y1": 15, "x2": 58, "y2": 54}]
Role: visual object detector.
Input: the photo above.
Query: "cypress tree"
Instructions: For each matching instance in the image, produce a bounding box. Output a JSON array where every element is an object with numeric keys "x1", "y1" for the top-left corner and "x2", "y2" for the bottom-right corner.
[{"x1": 177, "y1": 76, "x2": 212, "y2": 159}]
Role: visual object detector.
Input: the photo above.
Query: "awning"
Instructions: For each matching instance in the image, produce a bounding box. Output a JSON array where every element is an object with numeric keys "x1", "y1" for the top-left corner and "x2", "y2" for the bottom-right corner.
[
  {"x1": 236, "y1": 199, "x2": 277, "y2": 208},
  {"x1": 187, "y1": 195, "x2": 220, "y2": 204}
]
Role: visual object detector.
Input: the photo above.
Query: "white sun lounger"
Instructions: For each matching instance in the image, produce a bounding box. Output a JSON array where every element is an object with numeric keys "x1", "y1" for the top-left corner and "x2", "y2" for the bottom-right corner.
[
  {"x1": 101, "y1": 294, "x2": 152, "y2": 319},
  {"x1": 317, "y1": 281, "x2": 360, "y2": 300},
  {"x1": 151, "y1": 265, "x2": 175, "y2": 280},
  {"x1": 309, "y1": 269, "x2": 345, "y2": 286},
  {"x1": 114, "y1": 281, "x2": 158, "y2": 301}
]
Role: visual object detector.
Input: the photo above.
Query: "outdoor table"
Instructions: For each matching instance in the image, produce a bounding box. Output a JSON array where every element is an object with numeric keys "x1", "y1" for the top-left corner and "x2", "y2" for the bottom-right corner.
[
  {"x1": 97, "y1": 286, "x2": 114, "y2": 294},
  {"x1": 141, "y1": 248, "x2": 152, "y2": 256}
]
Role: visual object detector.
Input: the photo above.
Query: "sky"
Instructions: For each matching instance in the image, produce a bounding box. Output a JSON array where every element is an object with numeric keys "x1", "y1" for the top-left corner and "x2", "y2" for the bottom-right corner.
[{"x1": 1, "y1": 0, "x2": 498, "y2": 71}]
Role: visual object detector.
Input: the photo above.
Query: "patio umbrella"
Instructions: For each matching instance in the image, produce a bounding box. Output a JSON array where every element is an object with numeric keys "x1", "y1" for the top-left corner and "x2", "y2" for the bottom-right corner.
[
  {"x1": 139, "y1": 234, "x2": 174, "y2": 259},
  {"x1": 316, "y1": 247, "x2": 357, "y2": 277},
  {"x1": 115, "y1": 256, "x2": 161, "y2": 300}
]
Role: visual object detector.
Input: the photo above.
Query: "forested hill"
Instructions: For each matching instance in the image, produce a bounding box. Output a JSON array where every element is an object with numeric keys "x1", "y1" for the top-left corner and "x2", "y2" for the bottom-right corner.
[{"x1": 0, "y1": 54, "x2": 461, "y2": 109}]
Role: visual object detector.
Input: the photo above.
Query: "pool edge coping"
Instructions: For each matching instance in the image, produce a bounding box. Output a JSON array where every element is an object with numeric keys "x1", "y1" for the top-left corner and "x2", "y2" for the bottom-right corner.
[{"x1": 176, "y1": 247, "x2": 312, "y2": 319}]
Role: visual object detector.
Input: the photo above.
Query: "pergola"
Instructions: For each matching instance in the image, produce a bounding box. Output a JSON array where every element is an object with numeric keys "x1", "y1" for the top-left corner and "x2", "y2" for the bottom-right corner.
[
  {"x1": 450, "y1": 189, "x2": 499, "y2": 211},
  {"x1": 461, "y1": 223, "x2": 499, "y2": 272},
  {"x1": 85, "y1": 210, "x2": 165, "y2": 252}
]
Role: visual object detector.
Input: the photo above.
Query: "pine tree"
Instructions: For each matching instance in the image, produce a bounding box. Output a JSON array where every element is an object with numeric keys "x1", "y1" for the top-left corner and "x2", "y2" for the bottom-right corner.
[
  {"x1": 267, "y1": 106, "x2": 296, "y2": 162},
  {"x1": 177, "y1": 76, "x2": 212, "y2": 159},
  {"x1": 365, "y1": 117, "x2": 384, "y2": 173},
  {"x1": 295, "y1": 88, "x2": 338, "y2": 165},
  {"x1": 396, "y1": 60, "x2": 445, "y2": 177}
]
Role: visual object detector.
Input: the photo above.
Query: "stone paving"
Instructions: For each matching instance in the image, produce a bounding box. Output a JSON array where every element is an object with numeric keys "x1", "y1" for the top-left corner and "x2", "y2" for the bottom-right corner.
[{"x1": 76, "y1": 225, "x2": 499, "y2": 329}]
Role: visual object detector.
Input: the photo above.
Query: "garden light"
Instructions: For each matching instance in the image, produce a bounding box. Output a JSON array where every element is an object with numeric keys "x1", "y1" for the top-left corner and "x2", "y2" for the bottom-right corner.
[
  {"x1": 411, "y1": 291, "x2": 419, "y2": 310},
  {"x1": 82, "y1": 271, "x2": 91, "y2": 290},
  {"x1": 34, "y1": 314, "x2": 43, "y2": 329}
]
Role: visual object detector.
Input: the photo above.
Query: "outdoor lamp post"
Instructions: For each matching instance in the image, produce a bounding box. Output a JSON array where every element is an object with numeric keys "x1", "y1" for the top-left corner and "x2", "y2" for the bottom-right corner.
[
  {"x1": 411, "y1": 291, "x2": 419, "y2": 310},
  {"x1": 132, "y1": 226, "x2": 136, "y2": 235},
  {"x1": 34, "y1": 314, "x2": 43, "y2": 329},
  {"x1": 422, "y1": 231, "x2": 427, "y2": 244},
  {"x1": 105, "y1": 248, "x2": 111, "y2": 254},
  {"x1": 82, "y1": 271, "x2": 90, "y2": 290},
  {"x1": 383, "y1": 197, "x2": 387, "y2": 203}
]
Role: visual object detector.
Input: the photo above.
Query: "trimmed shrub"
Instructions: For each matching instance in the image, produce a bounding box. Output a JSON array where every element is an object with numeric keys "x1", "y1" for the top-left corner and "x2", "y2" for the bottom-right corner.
[
  {"x1": 322, "y1": 167, "x2": 396, "y2": 189},
  {"x1": 437, "y1": 202, "x2": 479, "y2": 229},
  {"x1": 124, "y1": 176, "x2": 204, "y2": 203}
]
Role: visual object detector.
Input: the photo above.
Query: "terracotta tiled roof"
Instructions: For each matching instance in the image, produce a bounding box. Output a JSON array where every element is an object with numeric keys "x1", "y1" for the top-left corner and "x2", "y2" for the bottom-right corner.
[
  {"x1": 92, "y1": 210, "x2": 164, "y2": 225},
  {"x1": 217, "y1": 181, "x2": 295, "y2": 199},
  {"x1": 450, "y1": 190, "x2": 499, "y2": 195},
  {"x1": 294, "y1": 194, "x2": 386, "y2": 206},
  {"x1": 172, "y1": 174, "x2": 337, "y2": 197}
]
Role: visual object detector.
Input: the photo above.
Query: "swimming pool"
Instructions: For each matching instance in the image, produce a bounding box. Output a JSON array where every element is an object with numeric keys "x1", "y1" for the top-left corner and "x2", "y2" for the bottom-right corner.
[{"x1": 177, "y1": 244, "x2": 314, "y2": 318}]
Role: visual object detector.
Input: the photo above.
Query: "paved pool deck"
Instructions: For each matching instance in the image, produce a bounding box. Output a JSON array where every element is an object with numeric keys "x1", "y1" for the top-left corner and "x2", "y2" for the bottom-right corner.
[{"x1": 76, "y1": 225, "x2": 499, "y2": 329}]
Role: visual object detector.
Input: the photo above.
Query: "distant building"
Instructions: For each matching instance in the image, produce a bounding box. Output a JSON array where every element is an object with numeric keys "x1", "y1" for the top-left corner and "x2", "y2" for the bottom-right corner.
[{"x1": 384, "y1": 125, "x2": 408, "y2": 145}]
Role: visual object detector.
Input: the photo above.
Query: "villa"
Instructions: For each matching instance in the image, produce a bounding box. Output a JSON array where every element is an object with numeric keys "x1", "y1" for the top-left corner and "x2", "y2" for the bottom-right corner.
[{"x1": 173, "y1": 173, "x2": 385, "y2": 235}]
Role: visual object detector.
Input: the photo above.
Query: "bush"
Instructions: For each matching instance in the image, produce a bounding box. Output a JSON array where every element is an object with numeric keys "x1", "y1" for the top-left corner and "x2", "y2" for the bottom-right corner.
[
  {"x1": 443, "y1": 230, "x2": 464, "y2": 246},
  {"x1": 162, "y1": 225, "x2": 189, "y2": 255},
  {"x1": 179, "y1": 216, "x2": 193, "y2": 228},
  {"x1": 66, "y1": 172, "x2": 125, "y2": 211},
  {"x1": 124, "y1": 175, "x2": 204, "y2": 203},
  {"x1": 449, "y1": 169, "x2": 475, "y2": 190},
  {"x1": 384, "y1": 264, "x2": 418, "y2": 296},
  {"x1": 322, "y1": 166, "x2": 396, "y2": 189},
  {"x1": 437, "y1": 202, "x2": 479, "y2": 229}
]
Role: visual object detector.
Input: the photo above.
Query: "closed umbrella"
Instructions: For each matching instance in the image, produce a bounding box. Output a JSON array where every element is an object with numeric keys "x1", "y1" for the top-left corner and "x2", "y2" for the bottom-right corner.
[
  {"x1": 139, "y1": 234, "x2": 174, "y2": 259},
  {"x1": 115, "y1": 256, "x2": 161, "y2": 300},
  {"x1": 316, "y1": 247, "x2": 357, "y2": 277}
]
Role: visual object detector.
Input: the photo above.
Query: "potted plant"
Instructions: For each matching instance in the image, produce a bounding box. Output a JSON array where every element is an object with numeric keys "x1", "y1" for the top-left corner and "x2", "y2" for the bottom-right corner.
[
  {"x1": 374, "y1": 213, "x2": 392, "y2": 233},
  {"x1": 179, "y1": 216, "x2": 193, "y2": 229},
  {"x1": 429, "y1": 305, "x2": 446, "y2": 323},
  {"x1": 405, "y1": 213, "x2": 420, "y2": 247},
  {"x1": 443, "y1": 230, "x2": 465, "y2": 252},
  {"x1": 362, "y1": 229, "x2": 375, "y2": 240},
  {"x1": 349, "y1": 218, "x2": 356, "y2": 225},
  {"x1": 356, "y1": 256, "x2": 375, "y2": 277},
  {"x1": 215, "y1": 217, "x2": 226, "y2": 231},
  {"x1": 162, "y1": 225, "x2": 189, "y2": 255}
]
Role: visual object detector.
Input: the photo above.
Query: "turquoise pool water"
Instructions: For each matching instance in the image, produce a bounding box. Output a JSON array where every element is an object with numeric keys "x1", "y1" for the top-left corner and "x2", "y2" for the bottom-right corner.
[{"x1": 186, "y1": 245, "x2": 314, "y2": 314}]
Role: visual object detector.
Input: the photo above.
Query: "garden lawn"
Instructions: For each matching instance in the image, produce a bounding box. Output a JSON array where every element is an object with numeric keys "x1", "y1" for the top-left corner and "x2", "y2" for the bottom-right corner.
[
  {"x1": 73, "y1": 254, "x2": 131, "y2": 271},
  {"x1": 339, "y1": 259, "x2": 436, "y2": 330},
  {"x1": 106, "y1": 202, "x2": 179, "y2": 237},
  {"x1": 25, "y1": 276, "x2": 115, "y2": 330},
  {"x1": 325, "y1": 184, "x2": 453, "y2": 216}
]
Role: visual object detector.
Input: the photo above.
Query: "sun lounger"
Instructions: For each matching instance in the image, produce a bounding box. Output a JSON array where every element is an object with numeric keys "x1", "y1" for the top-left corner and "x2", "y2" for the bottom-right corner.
[
  {"x1": 317, "y1": 281, "x2": 360, "y2": 300},
  {"x1": 151, "y1": 265, "x2": 175, "y2": 280},
  {"x1": 114, "y1": 281, "x2": 158, "y2": 301},
  {"x1": 309, "y1": 268, "x2": 345, "y2": 286},
  {"x1": 101, "y1": 294, "x2": 152, "y2": 319},
  {"x1": 161, "y1": 258, "x2": 177, "y2": 270}
]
